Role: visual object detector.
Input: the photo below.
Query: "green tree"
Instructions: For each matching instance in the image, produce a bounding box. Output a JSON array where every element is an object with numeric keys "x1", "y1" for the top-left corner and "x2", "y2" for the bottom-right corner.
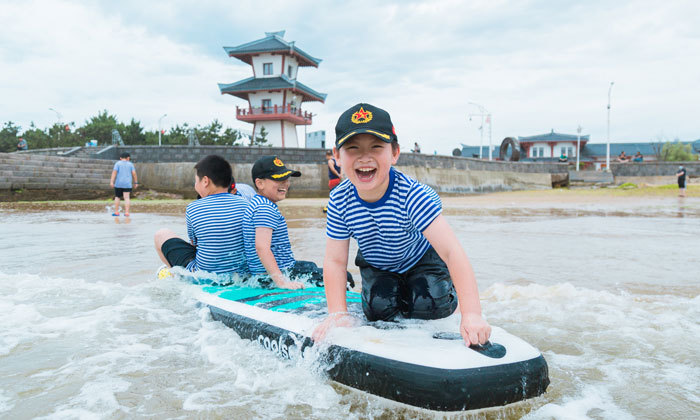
[
  {"x1": 119, "y1": 118, "x2": 145, "y2": 145},
  {"x1": 251, "y1": 126, "x2": 269, "y2": 146},
  {"x1": 165, "y1": 124, "x2": 190, "y2": 145},
  {"x1": 143, "y1": 130, "x2": 160, "y2": 145},
  {"x1": 196, "y1": 120, "x2": 223, "y2": 145},
  {"x1": 22, "y1": 122, "x2": 52, "y2": 149},
  {"x1": 78, "y1": 110, "x2": 119, "y2": 144},
  {"x1": 221, "y1": 127, "x2": 242, "y2": 146},
  {"x1": 661, "y1": 140, "x2": 696, "y2": 161},
  {"x1": 47, "y1": 122, "x2": 82, "y2": 147},
  {"x1": 0, "y1": 121, "x2": 21, "y2": 152}
]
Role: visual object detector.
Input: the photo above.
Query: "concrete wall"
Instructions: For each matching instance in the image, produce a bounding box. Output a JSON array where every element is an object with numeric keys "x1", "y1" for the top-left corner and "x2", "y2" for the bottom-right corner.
[
  {"x1": 19, "y1": 145, "x2": 569, "y2": 173},
  {"x1": 14, "y1": 146, "x2": 569, "y2": 197},
  {"x1": 136, "y1": 162, "x2": 327, "y2": 198},
  {"x1": 611, "y1": 161, "x2": 699, "y2": 177},
  {"x1": 0, "y1": 152, "x2": 114, "y2": 200},
  {"x1": 127, "y1": 146, "x2": 566, "y2": 196},
  {"x1": 610, "y1": 161, "x2": 699, "y2": 185}
]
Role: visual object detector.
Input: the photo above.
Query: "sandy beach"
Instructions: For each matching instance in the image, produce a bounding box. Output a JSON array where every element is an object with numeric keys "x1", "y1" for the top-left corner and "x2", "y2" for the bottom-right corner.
[{"x1": 1, "y1": 184, "x2": 698, "y2": 215}]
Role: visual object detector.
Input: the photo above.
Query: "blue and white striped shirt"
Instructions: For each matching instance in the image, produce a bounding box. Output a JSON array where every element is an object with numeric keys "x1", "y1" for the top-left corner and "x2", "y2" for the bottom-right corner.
[
  {"x1": 326, "y1": 168, "x2": 442, "y2": 273},
  {"x1": 243, "y1": 194, "x2": 296, "y2": 274},
  {"x1": 185, "y1": 192, "x2": 248, "y2": 274}
]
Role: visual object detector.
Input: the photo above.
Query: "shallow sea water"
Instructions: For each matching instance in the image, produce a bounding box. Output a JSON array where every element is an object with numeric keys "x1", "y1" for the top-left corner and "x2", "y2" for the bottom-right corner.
[{"x1": 1, "y1": 198, "x2": 699, "y2": 419}]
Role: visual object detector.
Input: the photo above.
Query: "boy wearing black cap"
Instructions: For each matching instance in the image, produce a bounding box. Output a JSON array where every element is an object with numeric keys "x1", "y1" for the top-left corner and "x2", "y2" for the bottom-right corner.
[
  {"x1": 243, "y1": 156, "x2": 315, "y2": 289},
  {"x1": 312, "y1": 103, "x2": 491, "y2": 347}
]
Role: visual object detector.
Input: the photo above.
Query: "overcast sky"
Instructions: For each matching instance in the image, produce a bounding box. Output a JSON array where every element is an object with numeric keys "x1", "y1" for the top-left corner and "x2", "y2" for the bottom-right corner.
[{"x1": 1, "y1": 0, "x2": 698, "y2": 153}]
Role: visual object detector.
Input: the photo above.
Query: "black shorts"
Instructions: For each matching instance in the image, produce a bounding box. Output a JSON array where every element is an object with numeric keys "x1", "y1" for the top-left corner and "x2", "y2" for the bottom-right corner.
[
  {"x1": 114, "y1": 187, "x2": 132, "y2": 199},
  {"x1": 252, "y1": 260, "x2": 355, "y2": 289},
  {"x1": 161, "y1": 238, "x2": 196, "y2": 269},
  {"x1": 678, "y1": 179, "x2": 686, "y2": 188},
  {"x1": 355, "y1": 247, "x2": 458, "y2": 322}
]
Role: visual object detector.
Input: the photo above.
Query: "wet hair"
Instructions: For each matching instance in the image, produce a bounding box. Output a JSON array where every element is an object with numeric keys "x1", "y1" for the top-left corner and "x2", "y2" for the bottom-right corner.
[
  {"x1": 325, "y1": 150, "x2": 333, "y2": 156},
  {"x1": 194, "y1": 155, "x2": 232, "y2": 188},
  {"x1": 120, "y1": 152, "x2": 130, "y2": 159}
]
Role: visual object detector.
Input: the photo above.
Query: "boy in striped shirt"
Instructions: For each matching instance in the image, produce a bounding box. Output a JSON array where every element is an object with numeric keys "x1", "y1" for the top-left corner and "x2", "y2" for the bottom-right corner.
[
  {"x1": 154, "y1": 155, "x2": 248, "y2": 275},
  {"x1": 244, "y1": 155, "x2": 355, "y2": 290},
  {"x1": 312, "y1": 103, "x2": 491, "y2": 347}
]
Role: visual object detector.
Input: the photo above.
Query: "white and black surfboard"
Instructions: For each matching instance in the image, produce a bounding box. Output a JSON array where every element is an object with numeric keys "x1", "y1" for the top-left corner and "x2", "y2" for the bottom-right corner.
[{"x1": 193, "y1": 283, "x2": 549, "y2": 412}]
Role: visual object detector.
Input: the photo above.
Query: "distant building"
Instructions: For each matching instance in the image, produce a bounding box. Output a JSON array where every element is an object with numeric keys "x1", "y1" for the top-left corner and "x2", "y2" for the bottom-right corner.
[
  {"x1": 518, "y1": 130, "x2": 589, "y2": 160},
  {"x1": 218, "y1": 31, "x2": 327, "y2": 147},
  {"x1": 461, "y1": 130, "x2": 700, "y2": 170},
  {"x1": 306, "y1": 130, "x2": 326, "y2": 149}
]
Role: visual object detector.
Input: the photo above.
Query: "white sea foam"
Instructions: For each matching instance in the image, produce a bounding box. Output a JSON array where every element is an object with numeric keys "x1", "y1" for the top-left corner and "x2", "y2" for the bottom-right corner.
[
  {"x1": 526, "y1": 386, "x2": 635, "y2": 420},
  {"x1": 1, "y1": 205, "x2": 699, "y2": 419}
]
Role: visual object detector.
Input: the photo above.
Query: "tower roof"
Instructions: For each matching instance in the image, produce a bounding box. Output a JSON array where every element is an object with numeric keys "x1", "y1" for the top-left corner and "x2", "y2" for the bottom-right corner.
[
  {"x1": 223, "y1": 31, "x2": 322, "y2": 67},
  {"x1": 218, "y1": 75, "x2": 327, "y2": 102}
]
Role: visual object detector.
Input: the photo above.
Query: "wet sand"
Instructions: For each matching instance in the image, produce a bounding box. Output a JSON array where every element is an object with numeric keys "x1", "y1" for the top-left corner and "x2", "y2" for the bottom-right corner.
[{"x1": 1, "y1": 185, "x2": 697, "y2": 213}]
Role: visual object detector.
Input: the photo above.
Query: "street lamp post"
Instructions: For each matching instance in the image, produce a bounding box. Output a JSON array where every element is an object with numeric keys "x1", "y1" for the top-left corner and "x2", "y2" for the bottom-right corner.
[
  {"x1": 49, "y1": 108, "x2": 62, "y2": 143},
  {"x1": 468, "y1": 113, "x2": 484, "y2": 159},
  {"x1": 158, "y1": 114, "x2": 167, "y2": 146},
  {"x1": 576, "y1": 125, "x2": 582, "y2": 172},
  {"x1": 468, "y1": 102, "x2": 492, "y2": 160},
  {"x1": 606, "y1": 82, "x2": 614, "y2": 171}
]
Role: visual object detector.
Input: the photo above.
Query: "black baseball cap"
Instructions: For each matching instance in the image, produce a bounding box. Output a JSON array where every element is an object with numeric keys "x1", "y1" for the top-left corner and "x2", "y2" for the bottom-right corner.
[
  {"x1": 335, "y1": 103, "x2": 397, "y2": 148},
  {"x1": 251, "y1": 155, "x2": 301, "y2": 182}
]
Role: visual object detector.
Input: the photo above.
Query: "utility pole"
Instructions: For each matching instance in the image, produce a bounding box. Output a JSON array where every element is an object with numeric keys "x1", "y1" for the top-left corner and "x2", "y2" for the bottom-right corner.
[
  {"x1": 576, "y1": 125, "x2": 582, "y2": 172},
  {"x1": 468, "y1": 102, "x2": 492, "y2": 160},
  {"x1": 606, "y1": 82, "x2": 614, "y2": 171},
  {"x1": 158, "y1": 114, "x2": 168, "y2": 146},
  {"x1": 49, "y1": 107, "x2": 62, "y2": 143}
]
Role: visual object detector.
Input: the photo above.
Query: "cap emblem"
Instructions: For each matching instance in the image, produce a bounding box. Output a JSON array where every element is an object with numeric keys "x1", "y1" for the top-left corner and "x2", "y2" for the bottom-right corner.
[
  {"x1": 273, "y1": 158, "x2": 284, "y2": 167},
  {"x1": 351, "y1": 107, "x2": 373, "y2": 124}
]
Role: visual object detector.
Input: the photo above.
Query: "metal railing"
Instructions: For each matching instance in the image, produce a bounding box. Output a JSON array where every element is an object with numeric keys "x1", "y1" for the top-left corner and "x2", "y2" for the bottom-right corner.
[{"x1": 236, "y1": 105, "x2": 313, "y2": 121}]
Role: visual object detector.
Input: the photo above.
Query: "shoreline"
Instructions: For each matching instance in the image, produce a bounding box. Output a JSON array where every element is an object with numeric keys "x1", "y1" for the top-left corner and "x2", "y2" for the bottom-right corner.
[{"x1": 1, "y1": 185, "x2": 697, "y2": 215}]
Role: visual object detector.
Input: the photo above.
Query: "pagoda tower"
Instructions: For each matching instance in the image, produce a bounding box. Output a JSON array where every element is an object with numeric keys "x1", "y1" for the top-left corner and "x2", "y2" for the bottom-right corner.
[{"x1": 218, "y1": 31, "x2": 327, "y2": 147}]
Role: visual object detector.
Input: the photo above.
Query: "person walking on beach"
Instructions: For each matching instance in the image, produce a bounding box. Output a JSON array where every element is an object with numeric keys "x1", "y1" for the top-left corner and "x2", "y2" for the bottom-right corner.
[
  {"x1": 110, "y1": 152, "x2": 138, "y2": 217},
  {"x1": 677, "y1": 165, "x2": 687, "y2": 197}
]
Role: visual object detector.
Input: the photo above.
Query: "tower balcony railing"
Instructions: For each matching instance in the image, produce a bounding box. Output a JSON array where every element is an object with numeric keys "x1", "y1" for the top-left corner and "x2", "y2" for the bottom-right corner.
[{"x1": 236, "y1": 105, "x2": 313, "y2": 125}]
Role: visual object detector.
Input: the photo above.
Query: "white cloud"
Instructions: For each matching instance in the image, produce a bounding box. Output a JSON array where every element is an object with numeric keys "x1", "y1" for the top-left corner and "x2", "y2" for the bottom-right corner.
[{"x1": 0, "y1": 0, "x2": 248, "y2": 131}]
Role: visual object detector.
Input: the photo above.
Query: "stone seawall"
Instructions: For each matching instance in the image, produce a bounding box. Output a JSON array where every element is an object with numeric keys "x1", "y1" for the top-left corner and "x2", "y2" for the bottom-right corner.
[
  {"x1": 0, "y1": 152, "x2": 114, "y2": 200},
  {"x1": 610, "y1": 161, "x2": 699, "y2": 186},
  {"x1": 110, "y1": 146, "x2": 568, "y2": 196},
  {"x1": 12, "y1": 146, "x2": 568, "y2": 198},
  {"x1": 611, "y1": 161, "x2": 699, "y2": 177},
  {"x1": 136, "y1": 161, "x2": 556, "y2": 198}
]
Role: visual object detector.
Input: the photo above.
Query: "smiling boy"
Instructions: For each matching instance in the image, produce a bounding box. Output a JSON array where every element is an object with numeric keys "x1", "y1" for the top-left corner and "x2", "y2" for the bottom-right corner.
[
  {"x1": 312, "y1": 103, "x2": 491, "y2": 346},
  {"x1": 243, "y1": 155, "x2": 329, "y2": 290}
]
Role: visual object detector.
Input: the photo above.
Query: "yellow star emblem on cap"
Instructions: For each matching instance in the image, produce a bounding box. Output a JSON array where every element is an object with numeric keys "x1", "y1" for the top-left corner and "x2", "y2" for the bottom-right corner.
[
  {"x1": 351, "y1": 107, "x2": 373, "y2": 124},
  {"x1": 273, "y1": 158, "x2": 284, "y2": 167}
]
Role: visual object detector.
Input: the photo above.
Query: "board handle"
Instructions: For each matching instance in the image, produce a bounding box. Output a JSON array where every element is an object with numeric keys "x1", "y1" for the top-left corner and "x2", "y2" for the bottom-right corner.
[{"x1": 432, "y1": 332, "x2": 507, "y2": 359}]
